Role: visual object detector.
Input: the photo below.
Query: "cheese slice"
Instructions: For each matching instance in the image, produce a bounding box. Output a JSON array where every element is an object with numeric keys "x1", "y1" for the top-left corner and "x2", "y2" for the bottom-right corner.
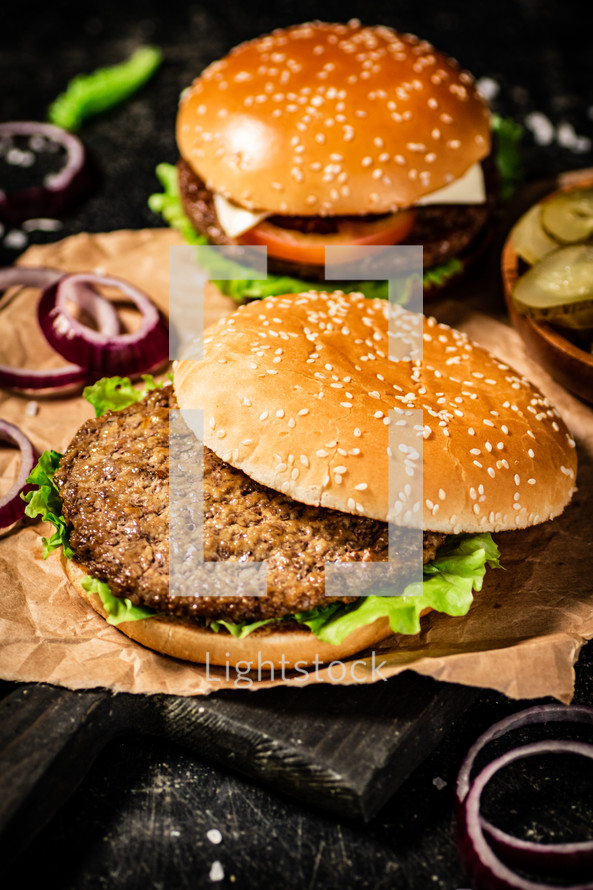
[
  {"x1": 214, "y1": 162, "x2": 486, "y2": 238},
  {"x1": 213, "y1": 193, "x2": 270, "y2": 238},
  {"x1": 415, "y1": 162, "x2": 486, "y2": 206}
]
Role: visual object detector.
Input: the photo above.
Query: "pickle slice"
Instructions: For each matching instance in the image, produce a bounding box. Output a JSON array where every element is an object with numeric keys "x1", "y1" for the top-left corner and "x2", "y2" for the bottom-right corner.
[
  {"x1": 510, "y1": 203, "x2": 558, "y2": 264},
  {"x1": 511, "y1": 244, "x2": 593, "y2": 328},
  {"x1": 541, "y1": 187, "x2": 593, "y2": 244}
]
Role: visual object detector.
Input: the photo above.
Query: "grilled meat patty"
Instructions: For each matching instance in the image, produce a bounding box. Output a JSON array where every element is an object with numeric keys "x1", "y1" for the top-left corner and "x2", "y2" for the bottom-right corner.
[
  {"x1": 177, "y1": 157, "x2": 495, "y2": 281},
  {"x1": 55, "y1": 386, "x2": 446, "y2": 622}
]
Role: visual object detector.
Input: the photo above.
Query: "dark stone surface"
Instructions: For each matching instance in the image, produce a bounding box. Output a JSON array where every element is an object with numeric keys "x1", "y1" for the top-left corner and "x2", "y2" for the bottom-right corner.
[{"x1": 2, "y1": 1, "x2": 593, "y2": 887}]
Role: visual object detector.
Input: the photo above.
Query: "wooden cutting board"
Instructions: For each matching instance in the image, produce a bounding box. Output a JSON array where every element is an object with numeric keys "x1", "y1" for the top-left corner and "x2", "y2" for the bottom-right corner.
[{"x1": 0, "y1": 676, "x2": 476, "y2": 867}]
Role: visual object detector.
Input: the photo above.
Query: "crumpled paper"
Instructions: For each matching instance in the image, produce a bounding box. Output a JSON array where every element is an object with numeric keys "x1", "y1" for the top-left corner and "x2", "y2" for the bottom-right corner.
[{"x1": 1, "y1": 229, "x2": 592, "y2": 701}]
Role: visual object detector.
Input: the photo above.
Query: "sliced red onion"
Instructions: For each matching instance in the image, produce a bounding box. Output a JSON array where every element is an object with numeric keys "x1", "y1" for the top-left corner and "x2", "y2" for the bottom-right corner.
[
  {"x1": 0, "y1": 419, "x2": 37, "y2": 528},
  {"x1": 459, "y1": 740, "x2": 593, "y2": 890},
  {"x1": 0, "y1": 265, "x2": 63, "y2": 293},
  {"x1": 39, "y1": 273, "x2": 169, "y2": 375},
  {"x1": 0, "y1": 122, "x2": 89, "y2": 224},
  {"x1": 0, "y1": 265, "x2": 119, "y2": 390},
  {"x1": 457, "y1": 705, "x2": 593, "y2": 889}
]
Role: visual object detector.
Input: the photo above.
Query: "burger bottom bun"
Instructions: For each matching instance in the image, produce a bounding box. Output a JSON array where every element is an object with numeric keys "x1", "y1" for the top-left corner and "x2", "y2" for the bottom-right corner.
[{"x1": 64, "y1": 558, "x2": 426, "y2": 669}]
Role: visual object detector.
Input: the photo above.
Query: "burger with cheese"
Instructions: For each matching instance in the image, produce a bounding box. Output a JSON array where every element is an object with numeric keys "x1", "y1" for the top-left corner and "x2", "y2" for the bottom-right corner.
[
  {"x1": 27, "y1": 291, "x2": 577, "y2": 669},
  {"x1": 151, "y1": 20, "x2": 499, "y2": 300}
]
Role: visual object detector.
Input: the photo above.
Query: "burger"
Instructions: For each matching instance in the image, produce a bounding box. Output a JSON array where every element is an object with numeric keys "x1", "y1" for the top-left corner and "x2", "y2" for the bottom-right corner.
[
  {"x1": 150, "y1": 20, "x2": 501, "y2": 301},
  {"x1": 27, "y1": 291, "x2": 577, "y2": 670}
]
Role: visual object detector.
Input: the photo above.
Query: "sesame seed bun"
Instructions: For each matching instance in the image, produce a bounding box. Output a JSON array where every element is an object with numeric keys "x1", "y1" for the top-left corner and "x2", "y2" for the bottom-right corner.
[
  {"x1": 176, "y1": 20, "x2": 491, "y2": 215},
  {"x1": 65, "y1": 556, "x2": 397, "y2": 668},
  {"x1": 174, "y1": 291, "x2": 577, "y2": 534}
]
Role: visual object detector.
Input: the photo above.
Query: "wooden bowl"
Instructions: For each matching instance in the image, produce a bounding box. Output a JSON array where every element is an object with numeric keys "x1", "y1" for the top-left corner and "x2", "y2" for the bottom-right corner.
[{"x1": 501, "y1": 170, "x2": 593, "y2": 406}]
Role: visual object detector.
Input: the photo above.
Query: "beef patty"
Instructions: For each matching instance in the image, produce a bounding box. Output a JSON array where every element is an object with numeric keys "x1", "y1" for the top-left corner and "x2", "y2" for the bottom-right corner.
[
  {"x1": 177, "y1": 157, "x2": 496, "y2": 282},
  {"x1": 55, "y1": 386, "x2": 446, "y2": 622}
]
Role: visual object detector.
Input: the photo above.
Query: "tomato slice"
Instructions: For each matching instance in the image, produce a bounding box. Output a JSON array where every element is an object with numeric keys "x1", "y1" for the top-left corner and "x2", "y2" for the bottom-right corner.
[{"x1": 237, "y1": 209, "x2": 416, "y2": 266}]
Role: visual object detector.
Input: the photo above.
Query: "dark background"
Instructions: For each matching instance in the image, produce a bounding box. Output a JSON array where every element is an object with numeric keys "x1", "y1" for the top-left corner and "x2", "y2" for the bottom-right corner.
[{"x1": 2, "y1": 1, "x2": 593, "y2": 887}]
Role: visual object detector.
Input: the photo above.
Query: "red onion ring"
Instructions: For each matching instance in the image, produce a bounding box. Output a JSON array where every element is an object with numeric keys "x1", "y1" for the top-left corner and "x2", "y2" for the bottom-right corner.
[
  {"x1": 459, "y1": 740, "x2": 593, "y2": 890},
  {"x1": 457, "y1": 705, "x2": 593, "y2": 889},
  {"x1": 38, "y1": 272, "x2": 169, "y2": 375},
  {"x1": 0, "y1": 266, "x2": 119, "y2": 390},
  {"x1": 0, "y1": 419, "x2": 37, "y2": 528},
  {"x1": 0, "y1": 122, "x2": 89, "y2": 224}
]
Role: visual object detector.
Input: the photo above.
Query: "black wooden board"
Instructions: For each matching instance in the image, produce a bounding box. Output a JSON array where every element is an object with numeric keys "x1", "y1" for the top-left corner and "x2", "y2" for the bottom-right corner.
[{"x1": 0, "y1": 676, "x2": 477, "y2": 869}]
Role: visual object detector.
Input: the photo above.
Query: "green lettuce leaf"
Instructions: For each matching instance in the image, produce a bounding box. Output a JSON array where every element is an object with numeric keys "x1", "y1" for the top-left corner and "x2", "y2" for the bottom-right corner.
[
  {"x1": 83, "y1": 373, "x2": 165, "y2": 417},
  {"x1": 22, "y1": 449, "x2": 73, "y2": 559},
  {"x1": 302, "y1": 533, "x2": 500, "y2": 644},
  {"x1": 208, "y1": 617, "x2": 275, "y2": 639},
  {"x1": 148, "y1": 163, "x2": 462, "y2": 301},
  {"x1": 80, "y1": 575, "x2": 153, "y2": 625},
  {"x1": 148, "y1": 162, "x2": 208, "y2": 247},
  {"x1": 491, "y1": 114, "x2": 524, "y2": 201}
]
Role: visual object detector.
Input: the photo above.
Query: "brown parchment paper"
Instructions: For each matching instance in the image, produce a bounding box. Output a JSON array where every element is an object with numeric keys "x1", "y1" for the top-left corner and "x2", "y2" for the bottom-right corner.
[{"x1": 1, "y1": 229, "x2": 592, "y2": 702}]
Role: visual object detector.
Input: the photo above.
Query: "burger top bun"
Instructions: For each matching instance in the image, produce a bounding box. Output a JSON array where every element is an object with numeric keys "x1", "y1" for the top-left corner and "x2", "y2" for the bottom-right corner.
[
  {"x1": 174, "y1": 291, "x2": 577, "y2": 535},
  {"x1": 176, "y1": 20, "x2": 491, "y2": 216}
]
